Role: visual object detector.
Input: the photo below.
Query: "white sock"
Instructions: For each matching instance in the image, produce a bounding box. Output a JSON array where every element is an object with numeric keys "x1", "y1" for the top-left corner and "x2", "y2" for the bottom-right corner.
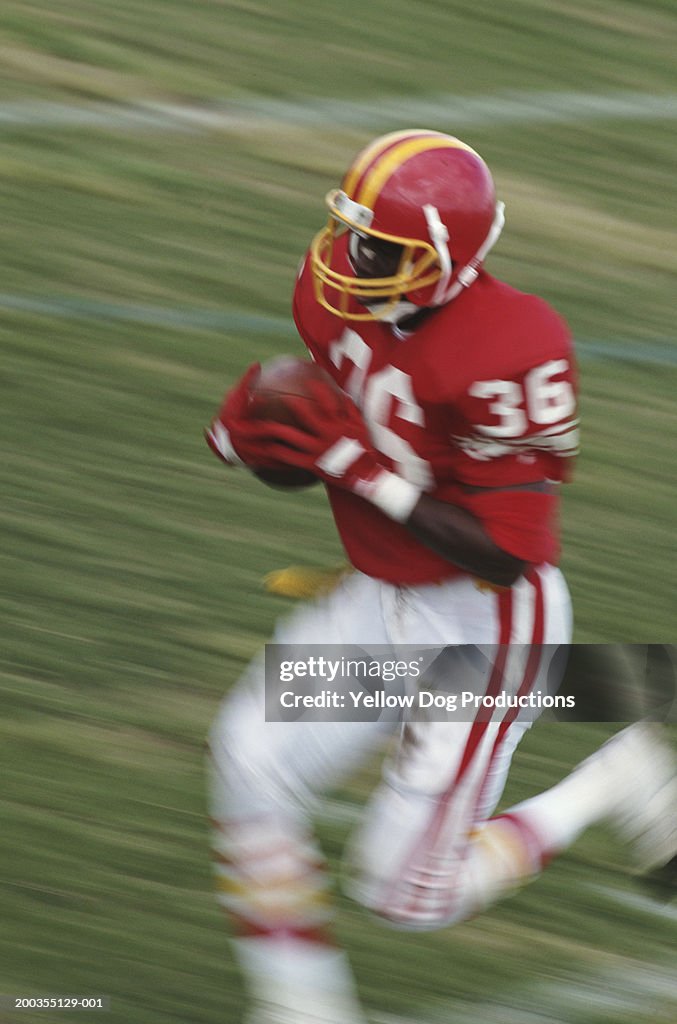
[
  {"x1": 235, "y1": 934, "x2": 366, "y2": 1022},
  {"x1": 211, "y1": 814, "x2": 367, "y2": 1023},
  {"x1": 508, "y1": 739, "x2": 624, "y2": 853}
]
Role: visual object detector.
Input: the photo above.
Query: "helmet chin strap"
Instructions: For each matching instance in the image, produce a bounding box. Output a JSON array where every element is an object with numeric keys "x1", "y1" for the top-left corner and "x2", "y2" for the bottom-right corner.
[
  {"x1": 346, "y1": 201, "x2": 505, "y2": 320},
  {"x1": 423, "y1": 204, "x2": 452, "y2": 306},
  {"x1": 439, "y1": 201, "x2": 506, "y2": 305}
]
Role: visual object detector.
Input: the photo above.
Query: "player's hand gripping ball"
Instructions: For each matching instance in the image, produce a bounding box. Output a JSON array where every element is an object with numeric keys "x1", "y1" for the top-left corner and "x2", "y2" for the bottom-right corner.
[
  {"x1": 247, "y1": 356, "x2": 345, "y2": 488},
  {"x1": 207, "y1": 357, "x2": 419, "y2": 523},
  {"x1": 207, "y1": 356, "x2": 343, "y2": 488}
]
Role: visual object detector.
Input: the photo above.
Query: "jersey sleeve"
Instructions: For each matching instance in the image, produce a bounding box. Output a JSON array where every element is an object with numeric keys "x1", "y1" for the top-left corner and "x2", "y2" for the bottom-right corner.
[
  {"x1": 448, "y1": 299, "x2": 579, "y2": 486},
  {"x1": 439, "y1": 293, "x2": 577, "y2": 565}
]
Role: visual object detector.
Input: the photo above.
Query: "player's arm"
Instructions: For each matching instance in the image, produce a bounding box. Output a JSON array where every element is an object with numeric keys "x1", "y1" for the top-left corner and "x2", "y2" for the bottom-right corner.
[
  {"x1": 215, "y1": 378, "x2": 540, "y2": 586},
  {"x1": 404, "y1": 493, "x2": 528, "y2": 587}
]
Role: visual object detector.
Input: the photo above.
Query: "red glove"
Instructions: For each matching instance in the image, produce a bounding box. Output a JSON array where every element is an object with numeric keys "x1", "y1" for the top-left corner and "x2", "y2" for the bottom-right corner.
[
  {"x1": 205, "y1": 363, "x2": 297, "y2": 471},
  {"x1": 205, "y1": 363, "x2": 258, "y2": 467},
  {"x1": 234, "y1": 379, "x2": 423, "y2": 523}
]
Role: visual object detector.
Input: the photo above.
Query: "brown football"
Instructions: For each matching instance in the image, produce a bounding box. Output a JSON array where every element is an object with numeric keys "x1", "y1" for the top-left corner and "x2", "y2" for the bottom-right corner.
[{"x1": 247, "y1": 356, "x2": 340, "y2": 489}]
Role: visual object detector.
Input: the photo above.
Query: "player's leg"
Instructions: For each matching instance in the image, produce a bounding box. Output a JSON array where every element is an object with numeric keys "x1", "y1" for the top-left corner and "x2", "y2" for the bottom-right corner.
[
  {"x1": 347, "y1": 567, "x2": 677, "y2": 930},
  {"x1": 486, "y1": 719, "x2": 677, "y2": 872},
  {"x1": 208, "y1": 572, "x2": 393, "y2": 1024},
  {"x1": 433, "y1": 717, "x2": 675, "y2": 937},
  {"x1": 456, "y1": 644, "x2": 677, "y2": 922},
  {"x1": 345, "y1": 565, "x2": 572, "y2": 928}
]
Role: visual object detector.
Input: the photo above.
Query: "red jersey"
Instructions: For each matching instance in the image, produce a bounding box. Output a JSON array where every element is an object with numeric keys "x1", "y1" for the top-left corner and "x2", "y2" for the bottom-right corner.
[{"x1": 292, "y1": 241, "x2": 578, "y2": 585}]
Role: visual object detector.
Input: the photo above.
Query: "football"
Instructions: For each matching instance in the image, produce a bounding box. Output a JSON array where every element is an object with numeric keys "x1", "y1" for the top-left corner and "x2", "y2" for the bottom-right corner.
[{"x1": 247, "y1": 355, "x2": 339, "y2": 489}]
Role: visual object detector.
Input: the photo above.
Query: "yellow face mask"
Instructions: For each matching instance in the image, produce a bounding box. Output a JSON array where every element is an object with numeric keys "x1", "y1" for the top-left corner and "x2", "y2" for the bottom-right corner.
[{"x1": 309, "y1": 189, "x2": 443, "y2": 322}]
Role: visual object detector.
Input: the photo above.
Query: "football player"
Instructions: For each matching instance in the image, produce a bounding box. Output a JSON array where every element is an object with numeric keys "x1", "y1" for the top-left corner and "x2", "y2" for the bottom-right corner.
[{"x1": 206, "y1": 131, "x2": 677, "y2": 1024}]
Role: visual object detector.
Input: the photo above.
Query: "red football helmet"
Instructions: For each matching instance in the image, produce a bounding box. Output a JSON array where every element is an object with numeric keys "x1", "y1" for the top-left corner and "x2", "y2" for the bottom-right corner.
[{"x1": 310, "y1": 129, "x2": 505, "y2": 321}]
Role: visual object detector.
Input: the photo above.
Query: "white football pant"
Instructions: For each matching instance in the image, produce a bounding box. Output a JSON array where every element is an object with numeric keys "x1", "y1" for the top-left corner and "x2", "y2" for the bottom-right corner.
[{"x1": 209, "y1": 565, "x2": 572, "y2": 932}]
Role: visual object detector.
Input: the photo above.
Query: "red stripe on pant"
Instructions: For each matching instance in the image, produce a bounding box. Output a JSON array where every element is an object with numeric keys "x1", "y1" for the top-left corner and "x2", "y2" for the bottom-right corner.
[
  {"x1": 472, "y1": 569, "x2": 545, "y2": 821},
  {"x1": 381, "y1": 587, "x2": 514, "y2": 921},
  {"x1": 437, "y1": 570, "x2": 547, "y2": 920}
]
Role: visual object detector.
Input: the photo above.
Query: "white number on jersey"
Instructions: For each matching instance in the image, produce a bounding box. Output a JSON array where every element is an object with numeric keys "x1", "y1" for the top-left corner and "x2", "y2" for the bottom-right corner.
[
  {"x1": 329, "y1": 329, "x2": 371, "y2": 402},
  {"x1": 329, "y1": 329, "x2": 434, "y2": 488},
  {"x1": 461, "y1": 359, "x2": 578, "y2": 460},
  {"x1": 469, "y1": 360, "x2": 576, "y2": 437},
  {"x1": 525, "y1": 359, "x2": 576, "y2": 425},
  {"x1": 468, "y1": 379, "x2": 527, "y2": 437}
]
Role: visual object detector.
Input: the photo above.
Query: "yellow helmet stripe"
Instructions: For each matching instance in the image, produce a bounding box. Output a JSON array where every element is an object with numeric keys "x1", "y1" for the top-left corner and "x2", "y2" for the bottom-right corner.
[
  {"x1": 342, "y1": 129, "x2": 440, "y2": 198},
  {"x1": 357, "y1": 135, "x2": 478, "y2": 211}
]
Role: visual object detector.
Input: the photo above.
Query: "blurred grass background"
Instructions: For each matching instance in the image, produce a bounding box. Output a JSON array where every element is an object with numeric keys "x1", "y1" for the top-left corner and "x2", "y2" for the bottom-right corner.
[{"x1": 1, "y1": 1, "x2": 676, "y2": 1022}]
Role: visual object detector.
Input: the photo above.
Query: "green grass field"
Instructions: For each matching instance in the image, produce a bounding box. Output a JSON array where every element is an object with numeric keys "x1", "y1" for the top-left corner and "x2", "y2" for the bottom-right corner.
[{"x1": 1, "y1": 1, "x2": 676, "y2": 1022}]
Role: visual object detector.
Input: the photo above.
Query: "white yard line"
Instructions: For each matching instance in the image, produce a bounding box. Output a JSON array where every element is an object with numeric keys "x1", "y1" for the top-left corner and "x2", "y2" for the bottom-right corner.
[
  {"x1": 0, "y1": 291, "x2": 293, "y2": 335},
  {"x1": 1, "y1": 89, "x2": 677, "y2": 134},
  {"x1": 2, "y1": 87, "x2": 675, "y2": 366},
  {"x1": 1, "y1": 290, "x2": 675, "y2": 367}
]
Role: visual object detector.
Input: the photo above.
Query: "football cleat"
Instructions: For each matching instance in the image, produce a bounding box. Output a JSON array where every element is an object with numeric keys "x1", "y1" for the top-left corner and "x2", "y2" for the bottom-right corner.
[{"x1": 588, "y1": 723, "x2": 677, "y2": 874}]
